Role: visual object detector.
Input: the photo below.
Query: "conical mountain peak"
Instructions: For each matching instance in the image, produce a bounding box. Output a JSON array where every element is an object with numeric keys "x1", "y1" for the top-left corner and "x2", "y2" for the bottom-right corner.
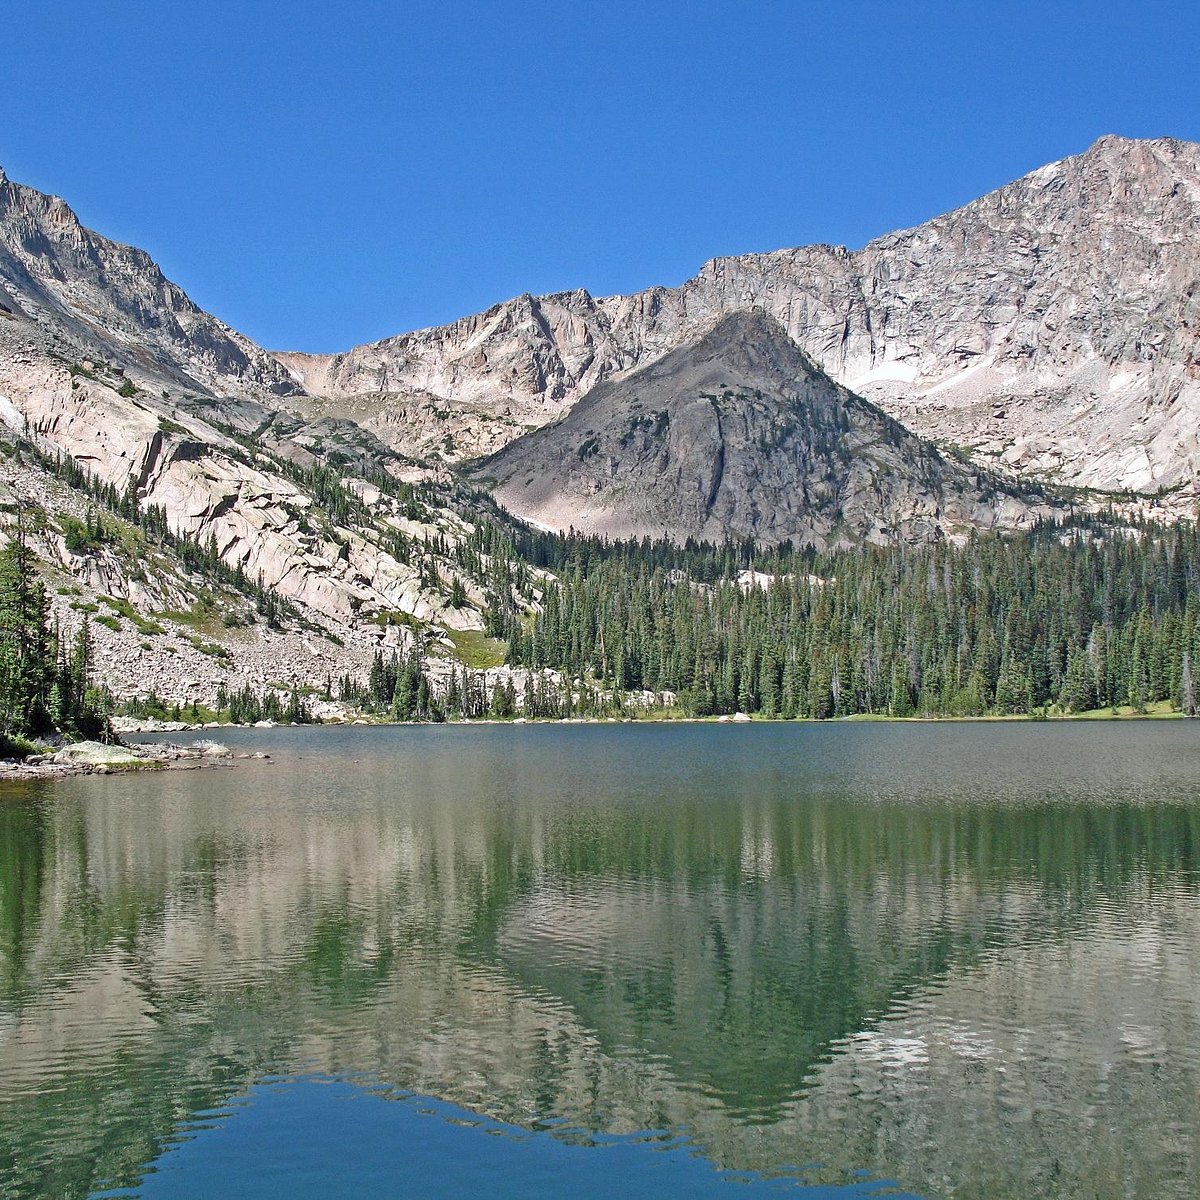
[{"x1": 474, "y1": 310, "x2": 1051, "y2": 547}]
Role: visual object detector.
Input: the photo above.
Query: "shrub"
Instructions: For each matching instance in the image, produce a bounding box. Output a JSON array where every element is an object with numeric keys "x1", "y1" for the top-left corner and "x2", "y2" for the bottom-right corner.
[{"x1": 0, "y1": 731, "x2": 42, "y2": 761}]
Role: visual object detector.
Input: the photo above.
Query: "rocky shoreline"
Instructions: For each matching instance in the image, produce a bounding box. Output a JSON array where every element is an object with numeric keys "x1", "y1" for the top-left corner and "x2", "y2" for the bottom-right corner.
[{"x1": 0, "y1": 738, "x2": 271, "y2": 782}]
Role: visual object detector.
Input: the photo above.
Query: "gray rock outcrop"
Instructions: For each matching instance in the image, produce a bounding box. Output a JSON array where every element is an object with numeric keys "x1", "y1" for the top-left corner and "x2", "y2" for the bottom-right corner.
[
  {"x1": 474, "y1": 311, "x2": 1052, "y2": 546},
  {"x1": 53, "y1": 741, "x2": 141, "y2": 766}
]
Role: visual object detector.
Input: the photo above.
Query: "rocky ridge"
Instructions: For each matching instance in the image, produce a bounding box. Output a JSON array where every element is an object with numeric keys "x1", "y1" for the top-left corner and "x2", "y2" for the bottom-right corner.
[
  {"x1": 288, "y1": 136, "x2": 1200, "y2": 506},
  {"x1": 0, "y1": 165, "x2": 297, "y2": 398},
  {"x1": 475, "y1": 311, "x2": 1053, "y2": 545},
  {"x1": 0, "y1": 169, "x2": 507, "y2": 668},
  {"x1": 0, "y1": 328, "x2": 485, "y2": 630},
  {"x1": 0, "y1": 183, "x2": 551, "y2": 711}
]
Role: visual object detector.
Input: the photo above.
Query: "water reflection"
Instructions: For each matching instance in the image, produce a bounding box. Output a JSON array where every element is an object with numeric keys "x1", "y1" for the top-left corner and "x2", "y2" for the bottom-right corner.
[{"x1": 1, "y1": 723, "x2": 1199, "y2": 1198}]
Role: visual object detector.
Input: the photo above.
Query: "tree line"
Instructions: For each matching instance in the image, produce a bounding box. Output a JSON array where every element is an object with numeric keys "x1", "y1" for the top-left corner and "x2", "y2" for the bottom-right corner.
[
  {"x1": 0, "y1": 529, "x2": 110, "y2": 753},
  {"x1": 489, "y1": 516, "x2": 1200, "y2": 718}
]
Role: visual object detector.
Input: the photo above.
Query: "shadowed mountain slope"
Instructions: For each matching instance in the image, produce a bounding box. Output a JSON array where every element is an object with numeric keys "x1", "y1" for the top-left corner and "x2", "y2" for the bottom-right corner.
[{"x1": 472, "y1": 311, "x2": 1053, "y2": 547}]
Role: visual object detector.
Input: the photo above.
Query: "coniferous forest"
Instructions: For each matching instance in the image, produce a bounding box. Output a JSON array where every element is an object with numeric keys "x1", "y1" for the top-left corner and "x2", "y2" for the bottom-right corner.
[
  {"x1": 0, "y1": 531, "x2": 110, "y2": 753},
  {"x1": 485, "y1": 515, "x2": 1200, "y2": 719},
  {"x1": 7, "y1": 445, "x2": 1200, "y2": 733}
]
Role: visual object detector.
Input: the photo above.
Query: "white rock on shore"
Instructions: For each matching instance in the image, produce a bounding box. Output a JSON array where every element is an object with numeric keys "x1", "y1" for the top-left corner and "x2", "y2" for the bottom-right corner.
[{"x1": 52, "y1": 740, "x2": 142, "y2": 765}]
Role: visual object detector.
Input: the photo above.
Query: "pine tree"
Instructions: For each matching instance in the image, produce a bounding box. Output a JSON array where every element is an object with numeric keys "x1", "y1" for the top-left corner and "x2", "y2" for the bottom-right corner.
[{"x1": 1182, "y1": 651, "x2": 1197, "y2": 717}]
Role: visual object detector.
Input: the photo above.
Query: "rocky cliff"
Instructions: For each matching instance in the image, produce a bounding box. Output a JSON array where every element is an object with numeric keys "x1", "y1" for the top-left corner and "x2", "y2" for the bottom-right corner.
[
  {"x1": 474, "y1": 312, "x2": 1051, "y2": 546},
  {"x1": 291, "y1": 136, "x2": 1200, "y2": 505},
  {"x1": 0, "y1": 166, "x2": 298, "y2": 398},
  {"x1": 0, "y1": 171, "x2": 503, "y2": 708}
]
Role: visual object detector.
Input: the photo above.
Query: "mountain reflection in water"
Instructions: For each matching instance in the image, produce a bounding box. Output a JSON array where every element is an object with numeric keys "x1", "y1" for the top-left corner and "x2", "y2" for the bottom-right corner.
[{"x1": 2, "y1": 722, "x2": 1199, "y2": 1199}]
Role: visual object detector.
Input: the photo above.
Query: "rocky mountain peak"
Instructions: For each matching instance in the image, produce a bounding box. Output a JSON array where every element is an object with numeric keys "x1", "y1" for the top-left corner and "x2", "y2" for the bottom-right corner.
[
  {"x1": 680, "y1": 308, "x2": 821, "y2": 369},
  {"x1": 1084, "y1": 131, "x2": 1197, "y2": 159},
  {"x1": 296, "y1": 134, "x2": 1200, "y2": 510},
  {"x1": 474, "y1": 310, "x2": 1052, "y2": 547},
  {"x1": 0, "y1": 168, "x2": 299, "y2": 398}
]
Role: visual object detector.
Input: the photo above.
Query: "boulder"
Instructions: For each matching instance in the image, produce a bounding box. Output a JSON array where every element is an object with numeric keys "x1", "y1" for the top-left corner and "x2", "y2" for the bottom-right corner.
[{"x1": 53, "y1": 741, "x2": 142, "y2": 766}]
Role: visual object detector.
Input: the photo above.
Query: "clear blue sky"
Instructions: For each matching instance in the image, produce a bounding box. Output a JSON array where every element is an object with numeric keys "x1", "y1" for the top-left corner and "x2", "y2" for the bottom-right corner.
[{"x1": 6, "y1": 1, "x2": 1198, "y2": 352}]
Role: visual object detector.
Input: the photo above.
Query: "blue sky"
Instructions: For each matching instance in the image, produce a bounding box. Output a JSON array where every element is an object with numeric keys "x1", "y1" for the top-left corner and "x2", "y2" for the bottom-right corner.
[{"x1": 6, "y1": 1, "x2": 1198, "y2": 351}]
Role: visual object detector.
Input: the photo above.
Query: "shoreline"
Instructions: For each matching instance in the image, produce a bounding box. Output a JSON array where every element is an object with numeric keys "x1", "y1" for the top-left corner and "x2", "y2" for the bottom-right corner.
[
  {"x1": 118, "y1": 708, "x2": 1190, "y2": 733},
  {"x1": 0, "y1": 738, "x2": 271, "y2": 783}
]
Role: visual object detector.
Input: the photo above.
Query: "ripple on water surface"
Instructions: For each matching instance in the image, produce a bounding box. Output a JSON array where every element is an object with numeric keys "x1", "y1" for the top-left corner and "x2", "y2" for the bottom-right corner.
[
  {"x1": 1, "y1": 722, "x2": 1200, "y2": 1198},
  {"x1": 89, "y1": 1077, "x2": 922, "y2": 1199}
]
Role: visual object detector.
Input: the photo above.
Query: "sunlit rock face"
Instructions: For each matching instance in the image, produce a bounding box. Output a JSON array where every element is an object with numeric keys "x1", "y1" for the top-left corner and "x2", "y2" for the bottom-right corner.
[
  {"x1": 0, "y1": 340, "x2": 460, "y2": 631},
  {"x1": 7, "y1": 136, "x2": 1200, "y2": 504},
  {"x1": 0, "y1": 165, "x2": 297, "y2": 397},
  {"x1": 0, "y1": 170, "x2": 482, "y2": 687},
  {"x1": 295, "y1": 136, "x2": 1200, "y2": 507}
]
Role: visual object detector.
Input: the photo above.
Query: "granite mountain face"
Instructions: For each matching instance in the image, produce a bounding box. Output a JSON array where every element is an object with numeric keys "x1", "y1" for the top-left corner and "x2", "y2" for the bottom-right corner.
[
  {"x1": 0, "y1": 137, "x2": 1195, "y2": 705},
  {"x1": 6, "y1": 135, "x2": 1200, "y2": 504},
  {"x1": 473, "y1": 311, "x2": 1048, "y2": 546},
  {"x1": 0, "y1": 168, "x2": 499, "y2": 712},
  {"x1": 0, "y1": 165, "x2": 296, "y2": 398},
  {"x1": 284, "y1": 135, "x2": 1200, "y2": 507}
]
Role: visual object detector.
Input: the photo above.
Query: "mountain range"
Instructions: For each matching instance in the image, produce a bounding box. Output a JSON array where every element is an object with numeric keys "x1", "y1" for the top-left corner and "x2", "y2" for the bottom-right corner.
[
  {"x1": 277, "y1": 135, "x2": 1200, "y2": 505},
  {"x1": 0, "y1": 135, "x2": 1196, "y2": 708},
  {"x1": 473, "y1": 310, "x2": 1047, "y2": 545}
]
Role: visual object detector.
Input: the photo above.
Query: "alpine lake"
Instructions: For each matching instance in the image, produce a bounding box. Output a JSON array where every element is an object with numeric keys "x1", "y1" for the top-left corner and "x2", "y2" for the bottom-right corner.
[{"x1": 2, "y1": 721, "x2": 1200, "y2": 1199}]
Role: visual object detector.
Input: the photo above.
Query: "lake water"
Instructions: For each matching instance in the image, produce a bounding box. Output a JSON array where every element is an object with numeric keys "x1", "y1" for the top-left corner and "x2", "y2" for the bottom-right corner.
[{"x1": 2, "y1": 722, "x2": 1200, "y2": 1199}]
